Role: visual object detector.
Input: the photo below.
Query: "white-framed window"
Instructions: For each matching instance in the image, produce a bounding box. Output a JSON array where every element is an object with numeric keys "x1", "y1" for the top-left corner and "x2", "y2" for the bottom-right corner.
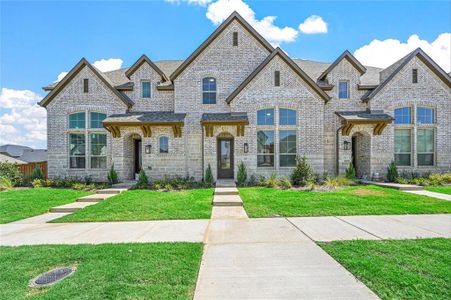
[
  {"x1": 257, "y1": 130, "x2": 274, "y2": 167},
  {"x1": 338, "y1": 80, "x2": 349, "y2": 99},
  {"x1": 142, "y1": 81, "x2": 151, "y2": 98},
  {"x1": 417, "y1": 107, "x2": 434, "y2": 124},
  {"x1": 417, "y1": 128, "x2": 434, "y2": 166},
  {"x1": 394, "y1": 129, "x2": 411, "y2": 166},
  {"x1": 257, "y1": 108, "x2": 274, "y2": 126},
  {"x1": 279, "y1": 130, "x2": 296, "y2": 167},
  {"x1": 69, "y1": 133, "x2": 86, "y2": 168},
  {"x1": 394, "y1": 107, "x2": 412, "y2": 124},
  {"x1": 159, "y1": 136, "x2": 169, "y2": 153},
  {"x1": 279, "y1": 108, "x2": 296, "y2": 126},
  {"x1": 202, "y1": 77, "x2": 216, "y2": 104},
  {"x1": 90, "y1": 112, "x2": 106, "y2": 128},
  {"x1": 69, "y1": 112, "x2": 86, "y2": 129},
  {"x1": 90, "y1": 133, "x2": 107, "y2": 169}
]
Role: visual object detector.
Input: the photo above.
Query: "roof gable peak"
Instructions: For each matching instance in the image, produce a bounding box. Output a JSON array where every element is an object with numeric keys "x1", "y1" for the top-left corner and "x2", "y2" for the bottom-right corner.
[
  {"x1": 318, "y1": 50, "x2": 366, "y2": 81},
  {"x1": 125, "y1": 54, "x2": 168, "y2": 81},
  {"x1": 39, "y1": 58, "x2": 133, "y2": 108},
  {"x1": 169, "y1": 11, "x2": 274, "y2": 81}
]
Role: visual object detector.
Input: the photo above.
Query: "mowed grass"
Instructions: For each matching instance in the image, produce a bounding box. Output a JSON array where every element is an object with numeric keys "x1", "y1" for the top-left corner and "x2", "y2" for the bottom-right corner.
[
  {"x1": 0, "y1": 243, "x2": 203, "y2": 300},
  {"x1": 319, "y1": 238, "x2": 451, "y2": 300},
  {"x1": 0, "y1": 188, "x2": 92, "y2": 224},
  {"x1": 54, "y1": 189, "x2": 213, "y2": 222},
  {"x1": 425, "y1": 186, "x2": 451, "y2": 195},
  {"x1": 239, "y1": 185, "x2": 451, "y2": 217}
]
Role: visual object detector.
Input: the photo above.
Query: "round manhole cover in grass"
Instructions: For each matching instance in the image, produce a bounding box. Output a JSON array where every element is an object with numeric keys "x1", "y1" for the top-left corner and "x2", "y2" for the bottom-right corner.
[{"x1": 29, "y1": 266, "x2": 76, "y2": 288}]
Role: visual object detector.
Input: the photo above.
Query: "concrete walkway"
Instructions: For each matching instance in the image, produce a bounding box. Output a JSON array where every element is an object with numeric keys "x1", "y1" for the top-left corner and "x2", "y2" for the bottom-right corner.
[{"x1": 405, "y1": 189, "x2": 451, "y2": 201}]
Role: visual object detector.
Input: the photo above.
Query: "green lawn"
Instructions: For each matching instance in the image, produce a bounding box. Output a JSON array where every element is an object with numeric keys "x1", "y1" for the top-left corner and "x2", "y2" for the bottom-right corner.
[
  {"x1": 0, "y1": 243, "x2": 203, "y2": 300},
  {"x1": 53, "y1": 189, "x2": 213, "y2": 222},
  {"x1": 0, "y1": 188, "x2": 92, "y2": 224},
  {"x1": 239, "y1": 185, "x2": 451, "y2": 217},
  {"x1": 425, "y1": 186, "x2": 451, "y2": 195},
  {"x1": 319, "y1": 238, "x2": 451, "y2": 300}
]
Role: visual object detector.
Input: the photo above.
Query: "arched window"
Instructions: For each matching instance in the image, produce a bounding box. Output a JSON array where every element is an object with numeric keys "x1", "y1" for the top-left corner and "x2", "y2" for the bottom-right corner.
[
  {"x1": 257, "y1": 108, "x2": 274, "y2": 126},
  {"x1": 279, "y1": 108, "x2": 296, "y2": 126},
  {"x1": 394, "y1": 107, "x2": 411, "y2": 124},
  {"x1": 90, "y1": 112, "x2": 106, "y2": 128},
  {"x1": 202, "y1": 77, "x2": 216, "y2": 104},
  {"x1": 159, "y1": 136, "x2": 169, "y2": 153},
  {"x1": 69, "y1": 112, "x2": 86, "y2": 129}
]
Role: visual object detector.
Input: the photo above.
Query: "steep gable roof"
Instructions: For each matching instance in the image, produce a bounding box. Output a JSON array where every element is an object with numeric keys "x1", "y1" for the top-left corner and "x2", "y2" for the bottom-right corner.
[
  {"x1": 125, "y1": 54, "x2": 169, "y2": 81},
  {"x1": 318, "y1": 50, "x2": 366, "y2": 81},
  {"x1": 169, "y1": 11, "x2": 274, "y2": 81},
  {"x1": 39, "y1": 58, "x2": 134, "y2": 108},
  {"x1": 226, "y1": 48, "x2": 331, "y2": 104},
  {"x1": 362, "y1": 48, "x2": 451, "y2": 101}
]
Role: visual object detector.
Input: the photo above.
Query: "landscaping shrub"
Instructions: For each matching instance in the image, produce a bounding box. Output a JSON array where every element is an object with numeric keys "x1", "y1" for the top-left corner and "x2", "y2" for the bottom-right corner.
[
  {"x1": 0, "y1": 162, "x2": 23, "y2": 187},
  {"x1": 387, "y1": 161, "x2": 399, "y2": 182},
  {"x1": 278, "y1": 177, "x2": 292, "y2": 189},
  {"x1": 291, "y1": 156, "x2": 314, "y2": 186},
  {"x1": 345, "y1": 161, "x2": 356, "y2": 179},
  {"x1": 237, "y1": 161, "x2": 247, "y2": 187},
  {"x1": 0, "y1": 176, "x2": 13, "y2": 191},
  {"x1": 137, "y1": 169, "x2": 149, "y2": 188},
  {"x1": 72, "y1": 183, "x2": 97, "y2": 191},
  {"x1": 257, "y1": 175, "x2": 267, "y2": 187},
  {"x1": 325, "y1": 176, "x2": 353, "y2": 188},
  {"x1": 107, "y1": 163, "x2": 118, "y2": 184},
  {"x1": 150, "y1": 176, "x2": 198, "y2": 191},
  {"x1": 247, "y1": 174, "x2": 257, "y2": 187},
  {"x1": 265, "y1": 173, "x2": 278, "y2": 188},
  {"x1": 84, "y1": 175, "x2": 93, "y2": 184},
  {"x1": 32, "y1": 179, "x2": 44, "y2": 188},
  {"x1": 204, "y1": 164, "x2": 214, "y2": 187},
  {"x1": 396, "y1": 172, "x2": 451, "y2": 186},
  {"x1": 31, "y1": 165, "x2": 44, "y2": 181}
]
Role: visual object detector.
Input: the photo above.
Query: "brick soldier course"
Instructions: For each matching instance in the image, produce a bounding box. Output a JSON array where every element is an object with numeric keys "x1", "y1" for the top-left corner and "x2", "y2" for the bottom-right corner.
[{"x1": 40, "y1": 12, "x2": 451, "y2": 182}]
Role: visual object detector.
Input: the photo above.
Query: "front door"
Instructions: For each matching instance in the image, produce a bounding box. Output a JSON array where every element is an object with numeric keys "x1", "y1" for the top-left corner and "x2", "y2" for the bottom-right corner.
[
  {"x1": 134, "y1": 139, "x2": 142, "y2": 174},
  {"x1": 217, "y1": 138, "x2": 234, "y2": 179}
]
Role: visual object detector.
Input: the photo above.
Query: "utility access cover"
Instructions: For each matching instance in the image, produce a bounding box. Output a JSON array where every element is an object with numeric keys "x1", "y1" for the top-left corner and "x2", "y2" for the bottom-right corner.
[{"x1": 29, "y1": 266, "x2": 76, "y2": 288}]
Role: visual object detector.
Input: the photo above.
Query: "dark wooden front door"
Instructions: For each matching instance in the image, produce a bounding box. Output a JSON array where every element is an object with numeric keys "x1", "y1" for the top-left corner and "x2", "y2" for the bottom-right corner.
[{"x1": 217, "y1": 138, "x2": 234, "y2": 179}]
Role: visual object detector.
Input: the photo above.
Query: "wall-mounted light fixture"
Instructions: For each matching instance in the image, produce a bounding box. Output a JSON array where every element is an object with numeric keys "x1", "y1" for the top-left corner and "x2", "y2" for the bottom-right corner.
[
  {"x1": 244, "y1": 143, "x2": 249, "y2": 153},
  {"x1": 145, "y1": 144, "x2": 152, "y2": 154},
  {"x1": 343, "y1": 140, "x2": 351, "y2": 150}
]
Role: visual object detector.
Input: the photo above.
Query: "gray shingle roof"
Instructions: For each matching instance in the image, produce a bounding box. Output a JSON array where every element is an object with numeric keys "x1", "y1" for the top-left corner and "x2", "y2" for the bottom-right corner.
[
  {"x1": 201, "y1": 113, "x2": 248, "y2": 123},
  {"x1": 335, "y1": 110, "x2": 393, "y2": 121},
  {"x1": 103, "y1": 111, "x2": 186, "y2": 124},
  {"x1": 18, "y1": 149, "x2": 48, "y2": 163}
]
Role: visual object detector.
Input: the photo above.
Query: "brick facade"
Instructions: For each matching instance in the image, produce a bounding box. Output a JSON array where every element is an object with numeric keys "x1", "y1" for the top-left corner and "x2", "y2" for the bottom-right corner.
[{"x1": 42, "y1": 13, "x2": 451, "y2": 182}]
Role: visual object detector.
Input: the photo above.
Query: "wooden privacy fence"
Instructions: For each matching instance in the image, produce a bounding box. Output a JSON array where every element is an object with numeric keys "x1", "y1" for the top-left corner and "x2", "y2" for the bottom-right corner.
[{"x1": 19, "y1": 161, "x2": 48, "y2": 181}]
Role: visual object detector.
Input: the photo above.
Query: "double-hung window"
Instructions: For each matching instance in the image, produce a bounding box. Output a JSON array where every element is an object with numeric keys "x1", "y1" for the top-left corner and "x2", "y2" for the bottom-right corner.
[
  {"x1": 159, "y1": 136, "x2": 169, "y2": 153},
  {"x1": 202, "y1": 77, "x2": 216, "y2": 104},
  {"x1": 142, "y1": 81, "x2": 151, "y2": 98},
  {"x1": 394, "y1": 129, "x2": 411, "y2": 166},
  {"x1": 257, "y1": 130, "x2": 274, "y2": 167},
  {"x1": 69, "y1": 134, "x2": 86, "y2": 168},
  {"x1": 417, "y1": 129, "x2": 434, "y2": 166},
  {"x1": 279, "y1": 130, "x2": 296, "y2": 167},
  {"x1": 90, "y1": 133, "x2": 107, "y2": 169},
  {"x1": 338, "y1": 81, "x2": 349, "y2": 99}
]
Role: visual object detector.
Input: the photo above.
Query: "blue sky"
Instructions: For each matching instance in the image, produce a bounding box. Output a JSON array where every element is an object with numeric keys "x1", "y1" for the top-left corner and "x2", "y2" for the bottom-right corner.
[{"x1": 1, "y1": 0, "x2": 450, "y2": 148}]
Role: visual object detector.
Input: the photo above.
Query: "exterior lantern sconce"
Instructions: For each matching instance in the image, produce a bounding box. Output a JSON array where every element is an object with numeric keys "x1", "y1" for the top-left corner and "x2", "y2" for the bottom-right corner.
[
  {"x1": 244, "y1": 143, "x2": 249, "y2": 153},
  {"x1": 343, "y1": 141, "x2": 351, "y2": 150},
  {"x1": 145, "y1": 145, "x2": 152, "y2": 154}
]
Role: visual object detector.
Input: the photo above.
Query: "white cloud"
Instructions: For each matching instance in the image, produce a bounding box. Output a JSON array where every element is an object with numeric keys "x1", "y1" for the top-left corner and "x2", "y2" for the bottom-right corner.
[
  {"x1": 54, "y1": 58, "x2": 123, "y2": 83},
  {"x1": 166, "y1": 0, "x2": 213, "y2": 6},
  {"x1": 0, "y1": 88, "x2": 47, "y2": 148},
  {"x1": 298, "y1": 15, "x2": 328, "y2": 34},
  {"x1": 206, "y1": 0, "x2": 298, "y2": 46},
  {"x1": 354, "y1": 33, "x2": 451, "y2": 72}
]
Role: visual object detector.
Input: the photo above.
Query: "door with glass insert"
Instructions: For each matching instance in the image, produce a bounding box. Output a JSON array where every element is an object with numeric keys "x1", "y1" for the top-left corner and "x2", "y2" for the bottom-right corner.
[{"x1": 217, "y1": 138, "x2": 234, "y2": 178}]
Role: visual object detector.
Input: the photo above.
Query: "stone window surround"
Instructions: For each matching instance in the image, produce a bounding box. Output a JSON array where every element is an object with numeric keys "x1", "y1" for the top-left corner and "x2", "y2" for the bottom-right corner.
[
  {"x1": 393, "y1": 104, "x2": 437, "y2": 168},
  {"x1": 256, "y1": 106, "x2": 298, "y2": 169},
  {"x1": 67, "y1": 110, "x2": 108, "y2": 170}
]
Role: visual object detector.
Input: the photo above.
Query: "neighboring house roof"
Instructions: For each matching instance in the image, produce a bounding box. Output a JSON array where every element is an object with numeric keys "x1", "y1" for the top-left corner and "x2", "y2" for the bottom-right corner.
[
  {"x1": 125, "y1": 54, "x2": 169, "y2": 81},
  {"x1": 169, "y1": 11, "x2": 274, "y2": 81},
  {"x1": 103, "y1": 111, "x2": 186, "y2": 124},
  {"x1": 0, "y1": 144, "x2": 32, "y2": 157},
  {"x1": 362, "y1": 48, "x2": 451, "y2": 101},
  {"x1": 17, "y1": 149, "x2": 47, "y2": 163},
  {"x1": 201, "y1": 113, "x2": 249, "y2": 123},
  {"x1": 39, "y1": 58, "x2": 134, "y2": 108},
  {"x1": 318, "y1": 50, "x2": 367, "y2": 81},
  {"x1": 335, "y1": 110, "x2": 394, "y2": 121},
  {"x1": 226, "y1": 48, "x2": 331, "y2": 104},
  {"x1": 0, "y1": 153, "x2": 27, "y2": 164}
]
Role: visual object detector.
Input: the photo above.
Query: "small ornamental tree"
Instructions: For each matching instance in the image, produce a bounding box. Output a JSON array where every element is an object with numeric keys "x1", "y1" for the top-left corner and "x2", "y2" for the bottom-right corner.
[
  {"x1": 345, "y1": 161, "x2": 356, "y2": 179},
  {"x1": 0, "y1": 162, "x2": 23, "y2": 186},
  {"x1": 237, "y1": 161, "x2": 247, "y2": 187},
  {"x1": 31, "y1": 165, "x2": 44, "y2": 181},
  {"x1": 290, "y1": 156, "x2": 314, "y2": 186},
  {"x1": 387, "y1": 161, "x2": 399, "y2": 182},
  {"x1": 137, "y1": 168, "x2": 149, "y2": 187},
  {"x1": 204, "y1": 164, "x2": 214, "y2": 187},
  {"x1": 107, "y1": 163, "x2": 118, "y2": 184}
]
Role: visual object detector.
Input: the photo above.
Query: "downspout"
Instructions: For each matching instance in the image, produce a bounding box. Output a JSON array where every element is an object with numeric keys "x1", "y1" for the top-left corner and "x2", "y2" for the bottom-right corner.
[
  {"x1": 201, "y1": 125, "x2": 205, "y2": 181},
  {"x1": 336, "y1": 125, "x2": 344, "y2": 176}
]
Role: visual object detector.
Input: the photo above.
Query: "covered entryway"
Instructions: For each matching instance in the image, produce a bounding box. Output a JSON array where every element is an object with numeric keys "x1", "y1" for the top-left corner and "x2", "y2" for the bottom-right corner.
[
  {"x1": 351, "y1": 132, "x2": 371, "y2": 178},
  {"x1": 217, "y1": 136, "x2": 234, "y2": 179}
]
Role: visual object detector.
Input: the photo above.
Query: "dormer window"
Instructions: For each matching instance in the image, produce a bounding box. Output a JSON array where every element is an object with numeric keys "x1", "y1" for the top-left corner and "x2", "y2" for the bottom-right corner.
[
  {"x1": 338, "y1": 80, "x2": 349, "y2": 99},
  {"x1": 233, "y1": 32, "x2": 238, "y2": 46},
  {"x1": 412, "y1": 69, "x2": 418, "y2": 83},
  {"x1": 142, "y1": 81, "x2": 151, "y2": 98},
  {"x1": 83, "y1": 79, "x2": 89, "y2": 93}
]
